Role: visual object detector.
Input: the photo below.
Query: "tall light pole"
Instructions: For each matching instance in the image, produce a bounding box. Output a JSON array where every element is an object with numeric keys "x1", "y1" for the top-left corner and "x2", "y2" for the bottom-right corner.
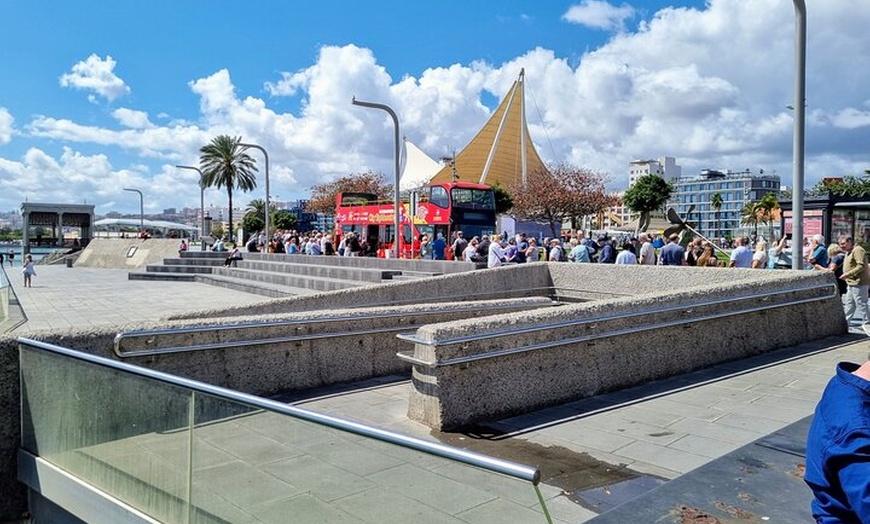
[
  {"x1": 176, "y1": 165, "x2": 206, "y2": 250},
  {"x1": 352, "y1": 97, "x2": 401, "y2": 257},
  {"x1": 791, "y1": 0, "x2": 806, "y2": 269},
  {"x1": 239, "y1": 142, "x2": 270, "y2": 246},
  {"x1": 123, "y1": 188, "x2": 144, "y2": 231}
]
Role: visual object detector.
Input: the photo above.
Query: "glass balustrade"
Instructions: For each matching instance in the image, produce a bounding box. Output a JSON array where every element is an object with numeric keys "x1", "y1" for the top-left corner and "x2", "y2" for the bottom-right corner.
[{"x1": 19, "y1": 339, "x2": 552, "y2": 523}]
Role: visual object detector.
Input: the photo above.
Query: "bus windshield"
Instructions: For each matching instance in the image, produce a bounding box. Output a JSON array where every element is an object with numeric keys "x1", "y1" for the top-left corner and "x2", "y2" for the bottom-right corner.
[{"x1": 450, "y1": 188, "x2": 495, "y2": 210}]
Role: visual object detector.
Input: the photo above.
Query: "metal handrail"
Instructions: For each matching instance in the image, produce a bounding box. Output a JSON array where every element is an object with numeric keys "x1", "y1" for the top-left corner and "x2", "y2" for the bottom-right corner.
[
  {"x1": 397, "y1": 282, "x2": 838, "y2": 367},
  {"x1": 118, "y1": 325, "x2": 419, "y2": 358},
  {"x1": 18, "y1": 337, "x2": 541, "y2": 485},
  {"x1": 295, "y1": 285, "x2": 575, "y2": 310},
  {"x1": 114, "y1": 299, "x2": 557, "y2": 357}
]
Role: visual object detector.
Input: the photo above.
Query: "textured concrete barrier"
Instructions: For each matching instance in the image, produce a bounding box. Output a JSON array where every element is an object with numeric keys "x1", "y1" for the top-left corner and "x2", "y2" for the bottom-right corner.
[
  {"x1": 404, "y1": 264, "x2": 847, "y2": 430},
  {"x1": 168, "y1": 262, "x2": 554, "y2": 320},
  {"x1": 74, "y1": 238, "x2": 184, "y2": 269}
]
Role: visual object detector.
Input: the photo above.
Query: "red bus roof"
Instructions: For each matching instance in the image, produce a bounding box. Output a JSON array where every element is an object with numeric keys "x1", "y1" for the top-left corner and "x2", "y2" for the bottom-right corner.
[{"x1": 433, "y1": 181, "x2": 492, "y2": 190}]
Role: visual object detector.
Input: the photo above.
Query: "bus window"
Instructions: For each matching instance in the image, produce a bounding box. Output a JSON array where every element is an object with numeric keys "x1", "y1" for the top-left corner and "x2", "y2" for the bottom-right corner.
[
  {"x1": 402, "y1": 225, "x2": 413, "y2": 244},
  {"x1": 451, "y1": 187, "x2": 495, "y2": 210},
  {"x1": 430, "y1": 186, "x2": 449, "y2": 208}
]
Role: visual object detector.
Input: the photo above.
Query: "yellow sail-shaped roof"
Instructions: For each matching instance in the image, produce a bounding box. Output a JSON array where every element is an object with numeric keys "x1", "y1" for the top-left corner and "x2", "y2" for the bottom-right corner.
[{"x1": 428, "y1": 69, "x2": 548, "y2": 188}]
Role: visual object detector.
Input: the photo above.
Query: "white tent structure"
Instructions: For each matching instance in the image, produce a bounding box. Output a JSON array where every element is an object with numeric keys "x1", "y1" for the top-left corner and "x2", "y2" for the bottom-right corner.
[{"x1": 399, "y1": 138, "x2": 442, "y2": 192}]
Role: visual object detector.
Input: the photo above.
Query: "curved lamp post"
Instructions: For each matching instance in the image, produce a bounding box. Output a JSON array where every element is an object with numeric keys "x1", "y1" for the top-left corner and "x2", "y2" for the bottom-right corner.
[
  {"x1": 239, "y1": 142, "x2": 270, "y2": 246},
  {"x1": 176, "y1": 165, "x2": 206, "y2": 250},
  {"x1": 790, "y1": 0, "x2": 806, "y2": 269},
  {"x1": 123, "y1": 188, "x2": 144, "y2": 231},
  {"x1": 352, "y1": 97, "x2": 401, "y2": 257}
]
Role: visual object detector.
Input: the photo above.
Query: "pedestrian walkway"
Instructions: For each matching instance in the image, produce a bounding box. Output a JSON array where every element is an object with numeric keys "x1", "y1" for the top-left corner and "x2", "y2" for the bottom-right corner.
[
  {"x1": 284, "y1": 334, "x2": 870, "y2": 521},
  {"x1": 6, "y1": 263, "x2": 869, "y2": 522},
  {"x1": 5, "y1": 264, "x2": 268, "y2": 333}
]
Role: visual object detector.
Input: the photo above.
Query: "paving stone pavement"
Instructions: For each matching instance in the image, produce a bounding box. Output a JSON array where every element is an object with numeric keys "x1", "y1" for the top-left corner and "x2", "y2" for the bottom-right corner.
[
  {"x1": 5, "y1": 264, "x2": 270, "y2": 333},
  {"x1": 6, "y1": 263, "x2": 870, "y2": 522}
]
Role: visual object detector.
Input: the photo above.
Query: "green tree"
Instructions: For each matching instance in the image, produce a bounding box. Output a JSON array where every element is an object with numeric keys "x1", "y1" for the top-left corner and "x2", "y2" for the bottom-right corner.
[
  {"x1": 710, "y1": 192, "x2": 723, "y2": 240},
  {"x1": 809, "y1": 173, "x2": 870, "y2": 197},
  {"x1": 622, "y1": 175, "x2": 673, "y2": 235},
  {"x1": 272, "y1": 209, "x2": 298, "y2": 231},
  {"x1": 490, "y1": 181, "x2": 514, "y2": 214},
  {"x1": 756, "y1": 192, "x2": 780, "y2": 241},
  {"x1": 740, "y1": 201, "x2": 761, "y2": 238},
  {"x1": 199, "y1": 135, "x2": 258, "y2": 241},
  {"x1": 242, "y1": 198, "x2": 267, "y2": 238}
]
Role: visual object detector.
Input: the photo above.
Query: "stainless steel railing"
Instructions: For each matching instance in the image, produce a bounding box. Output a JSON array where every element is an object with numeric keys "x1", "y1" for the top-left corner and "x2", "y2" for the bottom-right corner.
[{"x1": 114, "y1": 298, "x2": 558, "y2": 358}]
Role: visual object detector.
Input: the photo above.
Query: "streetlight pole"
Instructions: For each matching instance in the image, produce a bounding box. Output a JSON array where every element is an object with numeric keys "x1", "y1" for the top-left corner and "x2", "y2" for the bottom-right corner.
[
  {"x1": 791, "y1": 0, "x2": 806, "y2": 269},
  {"x1": 239, "y1": 142, "x2": 270, "y2": 246},
  {"x1": 176, "y1": 165, "x2": 206, "y2": 250},
  {"x1": 123, "y1": 188, "x2": 144, "y2": 232},
  {"x1": 352, "y1": 97, "x2": 401, "y2": 257}
]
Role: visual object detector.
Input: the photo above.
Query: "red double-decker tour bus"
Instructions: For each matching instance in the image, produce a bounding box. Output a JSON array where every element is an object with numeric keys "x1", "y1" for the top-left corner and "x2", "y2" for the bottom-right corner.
[{"x1": 334, "y1": 181, "x2": 496, "y2": 258}]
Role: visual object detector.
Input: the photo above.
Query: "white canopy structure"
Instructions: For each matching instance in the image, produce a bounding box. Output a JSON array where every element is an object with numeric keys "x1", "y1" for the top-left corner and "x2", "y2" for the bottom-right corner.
[
  {"x1": 399, "y1": 139, "x2": 442, "y2": 192},
  {"x1": 94, "y1": 218, "x2": 199, "y2": 234}
]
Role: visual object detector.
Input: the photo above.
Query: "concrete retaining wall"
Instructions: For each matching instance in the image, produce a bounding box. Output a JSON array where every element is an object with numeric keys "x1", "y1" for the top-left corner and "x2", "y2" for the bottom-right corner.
[
  {"x1": 75, "y1": 238, "x2": 184, "y2": 269},
  {"x1": 405, "y1": 265, "x2": 847, "y2": 430},
  {"x1": 168, "y1": 262, "x2": 554, "y2": 320}
]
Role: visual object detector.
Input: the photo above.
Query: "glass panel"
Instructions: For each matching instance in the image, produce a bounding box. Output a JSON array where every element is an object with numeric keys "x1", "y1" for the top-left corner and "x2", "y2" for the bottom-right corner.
[
  {"x1": 21, "y1": 343, "x2": 549, "y2": 523},
  {"x1": 0, "y1": 270, "x2": 8, "y2": 321},
  {"x1": 451, "y1": 188, "x2": 495, "y2": 210},
  {"x1": 430, "y1": 186, "x2": 449, "y2": 208},
  {"x1": 20, "y1": 345, "x2": 192, "y2": 523},
  {"x1": 856, "y1": 210, "x2": 870, "y2": 252},
  {"x1": 190, "y1": 393, "x2": 550, "y2": 523},
  {"x1": 832, "y1": 209, "x2": 854, "y2": 246}
]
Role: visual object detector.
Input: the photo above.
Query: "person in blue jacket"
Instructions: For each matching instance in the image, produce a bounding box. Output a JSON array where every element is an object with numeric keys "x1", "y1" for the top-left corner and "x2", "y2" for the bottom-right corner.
[
  {"x1": 804, "y1": 357, "x2": 870, "y2": 523},
  {"x1": 431, "y1": 233, "x2": 447, "y2": 260}
]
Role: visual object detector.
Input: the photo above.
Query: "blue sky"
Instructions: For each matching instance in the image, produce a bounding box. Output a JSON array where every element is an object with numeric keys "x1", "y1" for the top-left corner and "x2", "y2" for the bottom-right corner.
[{"x1": 1, "y1": 0, "x2": 868, "y2": 215}]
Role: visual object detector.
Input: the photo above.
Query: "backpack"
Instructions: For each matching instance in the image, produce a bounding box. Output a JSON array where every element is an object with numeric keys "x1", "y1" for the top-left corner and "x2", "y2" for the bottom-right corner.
[{"x1": 453, "y1": 238, "x2": 468, "y2": 259}]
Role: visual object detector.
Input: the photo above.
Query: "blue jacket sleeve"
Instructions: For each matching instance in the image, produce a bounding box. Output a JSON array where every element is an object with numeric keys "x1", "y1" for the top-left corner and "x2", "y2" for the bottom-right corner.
[{"x1": 835, "y1": 430, "x2": 870, "y2": 522}]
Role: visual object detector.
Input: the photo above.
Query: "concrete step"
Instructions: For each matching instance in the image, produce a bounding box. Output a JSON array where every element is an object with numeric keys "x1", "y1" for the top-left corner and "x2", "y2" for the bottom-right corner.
[
  {"x1": 195, "y1": 274, "x2": 317, "y2": 298},
  {"x1": 161, "y1": 257, "x2": 226, "y2": 266},
  {"x1": 128, "y1": 272, "x2": 197, "y2": 282},
  {"x1": 216, "y1": 267, "x2": 369, "y2": 292},
  {"x1": 390, "y1": 271, "x2": 442, "y2": 282},
  {"x1": 145, "y1": 264, "x2": 214, "y2": 274},
  {"x1": 235, "y1": 259, "x2": 400, "y2": 282}
]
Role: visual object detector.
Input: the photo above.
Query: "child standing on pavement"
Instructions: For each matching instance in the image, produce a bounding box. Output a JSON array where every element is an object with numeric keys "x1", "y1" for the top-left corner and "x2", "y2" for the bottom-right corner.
[{"x1": 21, "y1": 254, "x2": 35, "y2": 287}]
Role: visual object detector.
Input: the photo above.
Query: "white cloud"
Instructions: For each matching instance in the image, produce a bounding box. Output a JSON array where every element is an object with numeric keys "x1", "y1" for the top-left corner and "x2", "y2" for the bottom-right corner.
[
  {"x1": 3, "y1": 0, "x2": 870, "y2": 214},
  {"x1": 831, "y1": 107, "x2": 870, "y2": 130},
  {"x1": 0, "y1": 107, "x2": 12, "y2": 144},
  {"x1": 59, "y1": 54, "x2": 130, "y2": 102},
  {"x1": 563, "y1": 1, "x2": 635, "y2": 32},
  {"x1": 112, "y1": 108, "x2": 155, "y2": 129},
  {"x1": 0, "y1": 147, "x2": 150, "y2": 209}
]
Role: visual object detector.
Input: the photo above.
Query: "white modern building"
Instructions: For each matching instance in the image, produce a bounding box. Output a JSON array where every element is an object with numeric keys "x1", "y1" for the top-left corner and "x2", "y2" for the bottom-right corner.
[{"x1": 628, "y1": 157, "x2": 682, "y2": 187}]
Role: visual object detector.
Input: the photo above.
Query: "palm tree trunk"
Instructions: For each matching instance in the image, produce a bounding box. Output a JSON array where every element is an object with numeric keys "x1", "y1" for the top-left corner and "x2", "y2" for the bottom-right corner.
[{"x1": 227, "y1": 188, "x2": 233, "y2": 243}]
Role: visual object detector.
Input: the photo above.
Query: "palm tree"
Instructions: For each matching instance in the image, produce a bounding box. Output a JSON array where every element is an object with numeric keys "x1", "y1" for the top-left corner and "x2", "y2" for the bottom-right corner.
[
  {"x1": 757, "y1": 192, "x2": 780, "y2": 241},
  {"x1": 243, "y1": 198, "x2": 267, "y2": 236},
  {"x1": 710, "y1": 192, "x2": 723, "y2": 241},
  {"x1": 199, "y1": 136, "x2": 258, "y2": 242},
  {"x1": 740, "y1": 201, "x2": 761, "y2": 239}
]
